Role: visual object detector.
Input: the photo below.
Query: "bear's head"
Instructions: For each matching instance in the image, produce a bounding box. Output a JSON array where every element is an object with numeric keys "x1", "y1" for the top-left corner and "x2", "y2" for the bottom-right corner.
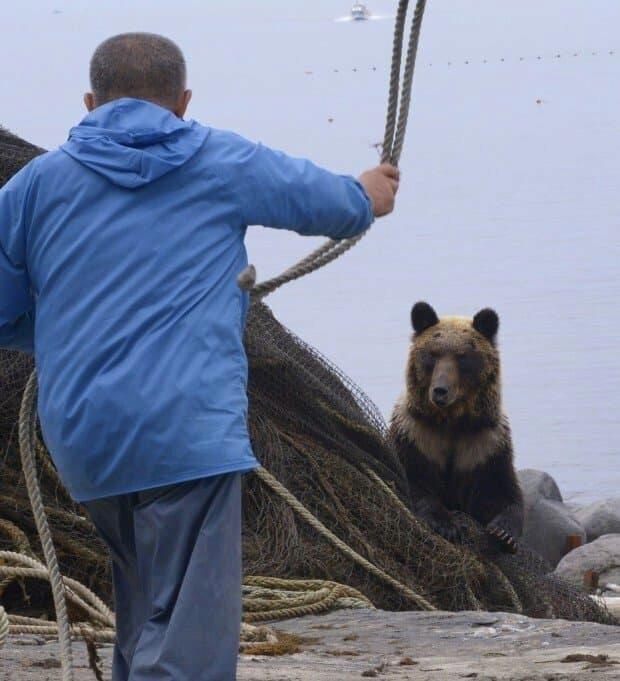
[{"x1": 405, "y1": 301, "x2": 501, "y2": 428}]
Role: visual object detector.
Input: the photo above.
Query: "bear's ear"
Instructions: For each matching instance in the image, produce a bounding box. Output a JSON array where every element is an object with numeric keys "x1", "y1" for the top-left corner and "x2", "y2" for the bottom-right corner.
[
  {"x1": 411, "y1": 302, "x2": 439, "y2": 334},
  {"x1": 473, "y1": 308, "x2": 499, "y2": 342}
]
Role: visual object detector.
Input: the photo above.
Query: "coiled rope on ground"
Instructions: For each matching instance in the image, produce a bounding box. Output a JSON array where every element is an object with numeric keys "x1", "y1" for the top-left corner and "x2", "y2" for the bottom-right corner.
[
  {"x1": 243, "y1": 577, "x2": 374, "y2": 623},
  {"x1": 4, "y1": 2, "x2": 433, "y2": 679},
  {"x1": 0, "y1": 549, "x2": 368, "y2": 644}
]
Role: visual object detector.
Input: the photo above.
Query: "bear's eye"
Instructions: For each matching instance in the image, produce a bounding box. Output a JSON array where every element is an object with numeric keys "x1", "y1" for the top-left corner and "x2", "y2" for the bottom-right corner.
[
  {"x1": 457, "y1": 352, "x2": 483, "y2": 375},
  {"x1": 420, "y1": 351, "x2": 436, "y2": 372}
]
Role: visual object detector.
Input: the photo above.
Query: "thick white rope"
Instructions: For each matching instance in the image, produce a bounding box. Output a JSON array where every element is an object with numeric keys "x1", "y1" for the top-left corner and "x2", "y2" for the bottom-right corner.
[
  {"x1": 0, "y1": 607, "x2": 8, "y2": 648},
  {"x1": 18, "y1": 371, "x2": 75, "y2": 681}
]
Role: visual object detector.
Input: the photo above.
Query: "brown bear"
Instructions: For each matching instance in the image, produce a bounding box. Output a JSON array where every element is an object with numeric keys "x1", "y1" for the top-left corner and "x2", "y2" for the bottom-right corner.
[{"x1": 388, "y1": 301, "x2": 524, "y2": 552}]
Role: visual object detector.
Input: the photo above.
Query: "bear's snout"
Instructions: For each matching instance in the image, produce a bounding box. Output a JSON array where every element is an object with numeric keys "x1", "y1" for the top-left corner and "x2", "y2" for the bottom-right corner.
[{"x1": 429, "y1": 357, "x2": 459, "y2": 408}]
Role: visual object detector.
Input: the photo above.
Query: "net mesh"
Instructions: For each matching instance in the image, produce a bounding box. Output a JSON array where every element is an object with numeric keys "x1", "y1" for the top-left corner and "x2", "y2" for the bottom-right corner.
[{"x1": 0, "y1": 128, "x2": 615, "y2": 626}]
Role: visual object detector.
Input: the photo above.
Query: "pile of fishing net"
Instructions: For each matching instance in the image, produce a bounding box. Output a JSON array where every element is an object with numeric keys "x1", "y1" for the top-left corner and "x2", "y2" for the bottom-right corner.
[{"x1": 0, "y1": 126, "x2": 615, "y2": 627}]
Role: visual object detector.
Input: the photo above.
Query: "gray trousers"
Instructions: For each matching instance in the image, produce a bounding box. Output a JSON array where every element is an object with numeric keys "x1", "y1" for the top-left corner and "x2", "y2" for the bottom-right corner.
[{"x1": 84, "y1": 473, "x2": 242, "y2": 681}]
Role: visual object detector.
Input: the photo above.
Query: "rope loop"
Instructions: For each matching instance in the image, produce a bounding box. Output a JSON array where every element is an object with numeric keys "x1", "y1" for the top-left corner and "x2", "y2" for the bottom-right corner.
[{"x1": 241, "y1": 0, "x2": 429, "y2": 301}]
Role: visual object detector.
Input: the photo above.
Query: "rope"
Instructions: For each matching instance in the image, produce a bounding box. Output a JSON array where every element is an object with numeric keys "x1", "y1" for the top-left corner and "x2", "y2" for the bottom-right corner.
[
  {"x1": 18, "y1": 371, "x2": 75, "y2": 681},
  {"x1": 0, "y1": 563, "x2": 114, "y2": 628},
  {"x1": 243, "y1": 577, "x2": 373, "y2": 623},
  {"x1": 0, "y1": 519, "x2": 32, "y2": 555},
  {"x1": 244, "y1": 575, "x2": 372, "y2": 604},
  {"x1": 387, "y1": 0, "x2": 427, "y2": 165},
  {"x1": 381, "y1": 0, "x2": 408, "y2": 165},
  {"x1": 240, "y1": 0, "x2": 429, "y2": 301},
  {"x1": 0, "y1": 607, "x2": 8, "y2": 648},
  {"x1": 253, "y1": 466, "x2": 436, "y2": 611}
]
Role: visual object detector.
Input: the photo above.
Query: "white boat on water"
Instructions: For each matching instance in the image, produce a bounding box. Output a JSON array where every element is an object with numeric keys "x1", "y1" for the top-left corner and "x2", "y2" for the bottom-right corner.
[
  {"x1": 351, "y1": 2, "x2": 371, "y2": 21},
  {"x1": 334, "y1": 3, "x2": 391, "y2": 23}
]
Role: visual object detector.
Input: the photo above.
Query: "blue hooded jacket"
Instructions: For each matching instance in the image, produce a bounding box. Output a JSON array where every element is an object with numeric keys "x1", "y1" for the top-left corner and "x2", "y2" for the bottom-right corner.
[{"x1": 0, "y1": 98, "x2": 373, "y2": 501}]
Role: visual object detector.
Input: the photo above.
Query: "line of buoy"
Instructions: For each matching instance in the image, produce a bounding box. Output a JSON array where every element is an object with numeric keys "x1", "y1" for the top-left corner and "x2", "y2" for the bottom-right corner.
[
  {"x1": 323, "y1": 91, "x2": 550, "y2": 128},
  {"x1": 302, "y1": 49, "x2": 617, "y2": 75}
]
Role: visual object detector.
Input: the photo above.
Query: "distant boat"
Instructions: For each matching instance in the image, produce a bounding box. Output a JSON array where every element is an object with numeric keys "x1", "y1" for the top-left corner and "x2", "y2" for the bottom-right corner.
[
  {"x1": 334, "y1": 4, "x2": 392, "y2": 23},
  {"x1": 351, "y1": 2, "x2": 371, "y2": 21}
]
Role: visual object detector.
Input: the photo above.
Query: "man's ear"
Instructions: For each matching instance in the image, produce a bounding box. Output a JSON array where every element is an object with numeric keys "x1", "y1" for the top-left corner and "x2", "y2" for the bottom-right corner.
[
  {"x1": 174, "y1": 89, "x2": 192, "y2": 118},
  {"x1": 84, "y1": 92, "x2": 96, "y2": 112}
]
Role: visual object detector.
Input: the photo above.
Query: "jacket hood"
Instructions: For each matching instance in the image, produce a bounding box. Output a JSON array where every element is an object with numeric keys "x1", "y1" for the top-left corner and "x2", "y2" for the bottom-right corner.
[{"x1": 61, "y1": 98, "x2": 209, "y2": 188}]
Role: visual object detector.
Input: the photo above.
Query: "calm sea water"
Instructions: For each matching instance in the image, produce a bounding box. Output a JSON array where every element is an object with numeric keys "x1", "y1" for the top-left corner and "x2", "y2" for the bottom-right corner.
[{"x1": 1, "y1": 1, "x2": 618, "y2": 502}]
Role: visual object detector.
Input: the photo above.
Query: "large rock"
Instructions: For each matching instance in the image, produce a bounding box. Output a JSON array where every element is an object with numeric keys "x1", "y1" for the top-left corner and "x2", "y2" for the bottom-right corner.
[
  {"x1": 522, "y1": 497, "x2": 586, "y2": 567},
  {"x1": 555, "y1": 534, "x2": 620, "y2": 589},
  {"x1": 517, "y1": 469, "x2": 585, "y2": 567},
  {"x1": 518, "y1": 468, "x2": 563, "y2": 503},
  {"x1": 575, "y1": 498, "x2": 620, "y2": 542}
]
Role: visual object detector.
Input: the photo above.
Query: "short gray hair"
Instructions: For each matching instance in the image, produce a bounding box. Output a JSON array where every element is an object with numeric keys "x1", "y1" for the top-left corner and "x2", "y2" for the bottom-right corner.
[{"x1": 90, "y1": 32, "x2": 186, "y2": 108}]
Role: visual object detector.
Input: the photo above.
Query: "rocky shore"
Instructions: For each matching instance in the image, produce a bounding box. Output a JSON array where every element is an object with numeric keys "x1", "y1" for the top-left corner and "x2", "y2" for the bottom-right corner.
[
  {"x1": 3, "y1": 467, "x2": 619, "y2": 680},
  {"x1": 3, "y1": 609, "x2": 620, "y2": 680},
  {"x1": 518, "y1": 469, "x2": 620, "y2": 599}
]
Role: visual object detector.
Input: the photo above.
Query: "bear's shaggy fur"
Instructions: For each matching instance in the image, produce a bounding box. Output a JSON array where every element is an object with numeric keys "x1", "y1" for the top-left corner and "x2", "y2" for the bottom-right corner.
[{"x1": 389, "y1": 301, "x2": 524, "y2": 552}]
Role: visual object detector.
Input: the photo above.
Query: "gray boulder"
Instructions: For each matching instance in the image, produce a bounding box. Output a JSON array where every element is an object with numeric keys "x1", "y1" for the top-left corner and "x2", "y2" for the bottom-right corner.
[
  {"x1": 555, "y1": 534, "x2": 620, "y2": 588},
  {"x1": 517, "y1": 469, "x2": 585, "y2": 567},
  {"x1": 518, "y1": 468, "x2": 563, "y2": 503},
  {"x1": 521, "y1": 497, "x2": 586, "y2": 568},
  {"x1": 575, "y1": 498, "x2": 620, "y2": 542}
]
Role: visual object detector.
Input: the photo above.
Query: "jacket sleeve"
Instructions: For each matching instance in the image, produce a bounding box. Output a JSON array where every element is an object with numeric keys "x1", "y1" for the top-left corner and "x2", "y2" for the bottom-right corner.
[
  {"x1": 226, "y1": 138, "x2": 374, "y2": 239},
  {"x1": 0, "y1": 163, "x2": 36, "y2": 355}
]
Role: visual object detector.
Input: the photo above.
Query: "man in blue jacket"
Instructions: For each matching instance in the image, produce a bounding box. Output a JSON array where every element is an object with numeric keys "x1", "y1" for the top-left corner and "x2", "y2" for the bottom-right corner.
[{"x1": 0, "y1": 33, "x2": 398, "y2": 680}]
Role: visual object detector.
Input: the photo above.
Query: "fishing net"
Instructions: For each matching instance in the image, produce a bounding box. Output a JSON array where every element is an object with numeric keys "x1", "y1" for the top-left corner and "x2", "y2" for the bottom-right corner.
[{"x1": 0, "y1": 128, "x2": 615, "y2": 626}]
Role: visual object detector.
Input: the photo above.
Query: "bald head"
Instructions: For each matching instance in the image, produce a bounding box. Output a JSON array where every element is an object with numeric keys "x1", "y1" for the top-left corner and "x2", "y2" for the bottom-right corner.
[{"x1": 86, "y1": 32, "x2": 191, "y2": 114}]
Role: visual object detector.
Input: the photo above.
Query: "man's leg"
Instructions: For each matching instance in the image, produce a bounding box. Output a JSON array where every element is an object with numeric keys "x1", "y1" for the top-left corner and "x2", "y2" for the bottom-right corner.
[
  {"x1": 129, "y1": 472, "x2": 242, "y2": 681},
  {"x1": 83, "y1": 494, "x2": 146, "y2": 681}
]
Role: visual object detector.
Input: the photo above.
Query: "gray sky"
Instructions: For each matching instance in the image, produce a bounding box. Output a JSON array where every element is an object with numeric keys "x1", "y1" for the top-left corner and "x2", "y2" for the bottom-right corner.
[{"x1": 1, "y1": 1, "x2": 619, "y2": 501}]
